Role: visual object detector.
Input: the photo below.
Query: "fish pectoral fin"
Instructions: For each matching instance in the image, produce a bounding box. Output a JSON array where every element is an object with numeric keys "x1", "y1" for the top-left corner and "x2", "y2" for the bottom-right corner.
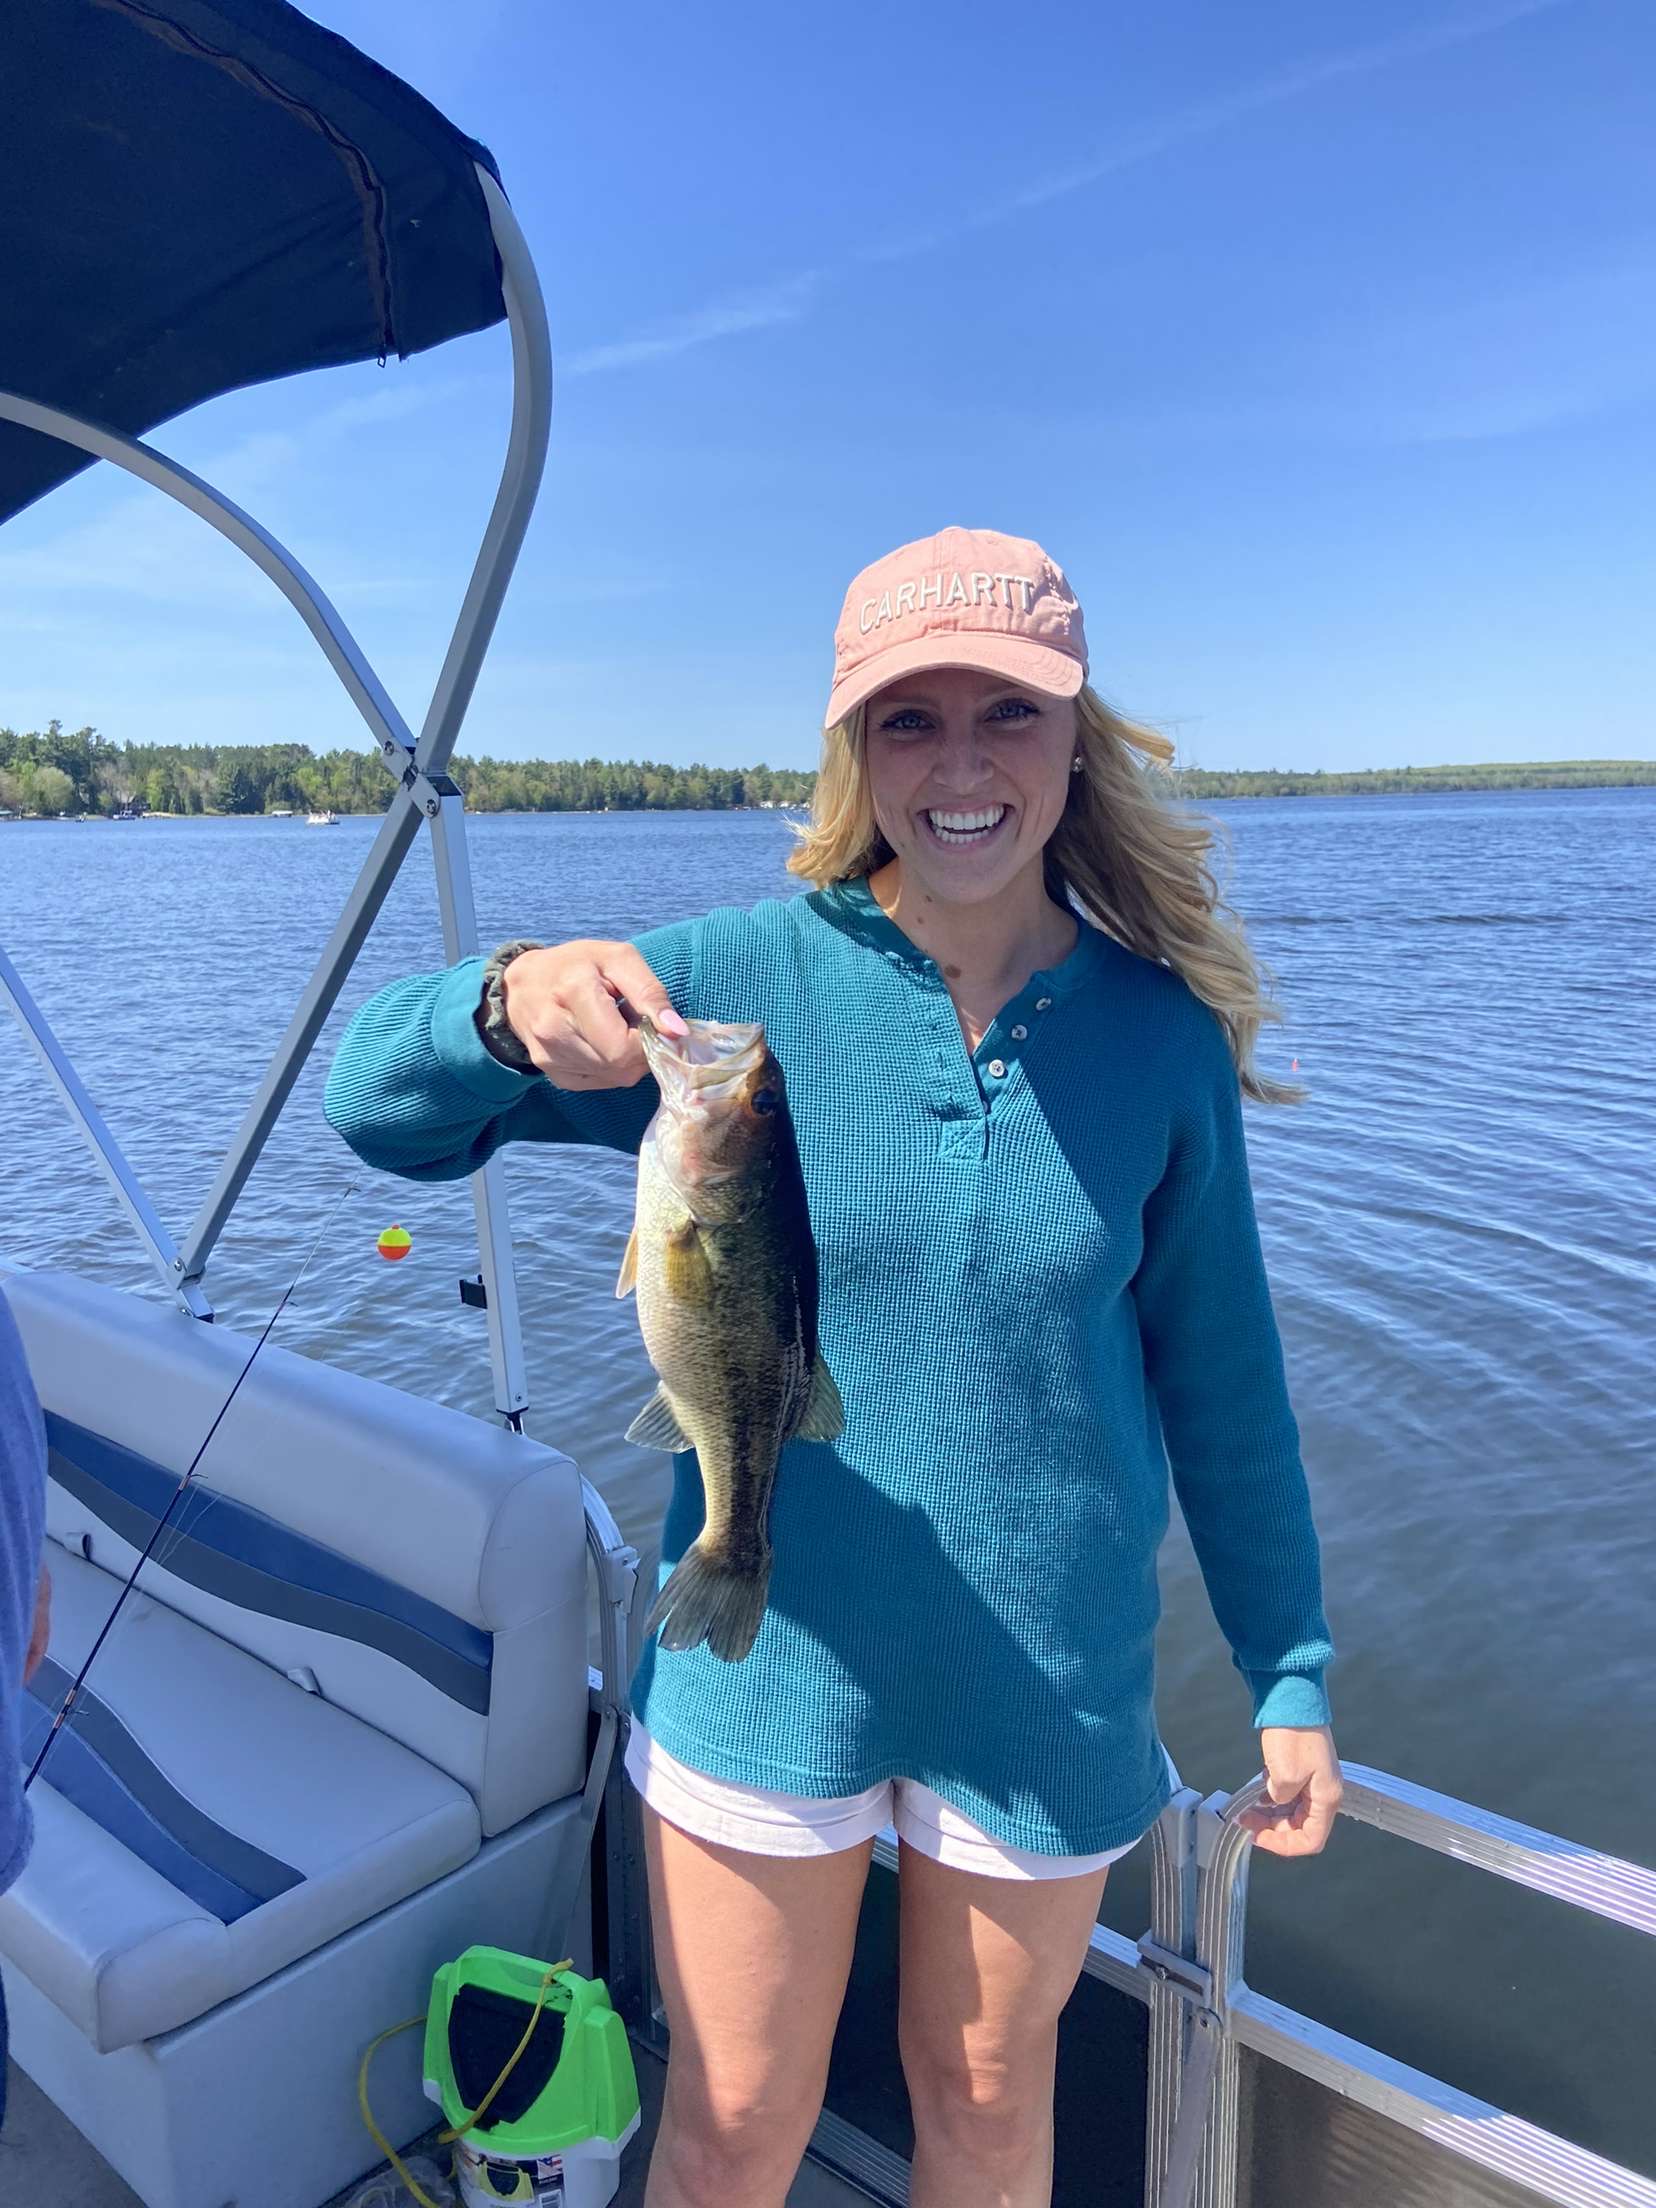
[
  {"x1": 615, "y1": 1225, "x2": 640, "y2": 1299},
  {"x1": 792, "y1": 1354, "x2": 845, "y2": 1443},
  {"x1": 626, "y1": 1385, "x2": 694, "y2": 1452},
  {"x1": 662, "y1": 1218, "x2": 714, "y2": 1306}
]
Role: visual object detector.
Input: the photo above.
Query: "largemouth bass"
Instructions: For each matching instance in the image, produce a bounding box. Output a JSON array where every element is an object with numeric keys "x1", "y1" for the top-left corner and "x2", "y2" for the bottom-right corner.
[{"x1": 618, "y1": 1014, "x2": 843, "y2": 1661}]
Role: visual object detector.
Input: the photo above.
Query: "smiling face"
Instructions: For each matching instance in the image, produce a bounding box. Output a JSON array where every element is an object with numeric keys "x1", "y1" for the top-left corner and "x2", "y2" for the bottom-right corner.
[{"x1": 862, "y1": 664, "x2": 1078, "y2": 911}]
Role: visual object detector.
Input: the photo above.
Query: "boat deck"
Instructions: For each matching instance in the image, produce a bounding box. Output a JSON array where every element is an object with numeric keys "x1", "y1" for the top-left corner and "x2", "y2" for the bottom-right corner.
[{"x1": 2, "y1": 2032, "x2": 878, "y2": 2207}]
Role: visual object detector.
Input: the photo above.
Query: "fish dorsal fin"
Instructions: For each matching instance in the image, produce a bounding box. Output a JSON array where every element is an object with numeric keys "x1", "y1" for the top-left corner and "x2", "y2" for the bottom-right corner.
[
  {"x1": 792, "y1": 1354, "x2": 844, "y2": 1444},
  {"x1": 626, "y1": 1385, "x2": 693, "y2": 1452},
  {"x1": 615, "y1": 1226, "x2": 640, "y2": 1299}
]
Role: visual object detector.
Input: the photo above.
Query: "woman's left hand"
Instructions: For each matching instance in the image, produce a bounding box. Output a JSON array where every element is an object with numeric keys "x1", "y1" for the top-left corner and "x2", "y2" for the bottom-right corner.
[{"x1": 1232, "y1": 1725, "x2": 1343, "y2": 1857}]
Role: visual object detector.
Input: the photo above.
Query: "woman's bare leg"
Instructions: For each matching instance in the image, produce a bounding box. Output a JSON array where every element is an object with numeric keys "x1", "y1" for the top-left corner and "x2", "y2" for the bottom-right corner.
[
  {"x1": 896, "y1": 1842, "x2": 1110, "y2": 2208},
  {"x1": 641, "y1": 1800, "x2": 874, "y2": 2208}
]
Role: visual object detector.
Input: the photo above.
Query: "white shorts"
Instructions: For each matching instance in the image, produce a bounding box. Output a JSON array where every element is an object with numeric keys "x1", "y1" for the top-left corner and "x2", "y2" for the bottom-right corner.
[{"x1": 623, "y1": 1719, "x2": 1181, "y2": 1882}]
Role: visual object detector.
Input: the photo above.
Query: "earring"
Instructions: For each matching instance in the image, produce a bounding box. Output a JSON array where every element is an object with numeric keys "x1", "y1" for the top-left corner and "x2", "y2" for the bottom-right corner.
[{"x1": 1070, "y1": 755, "x2": 1083, "y2": 774}]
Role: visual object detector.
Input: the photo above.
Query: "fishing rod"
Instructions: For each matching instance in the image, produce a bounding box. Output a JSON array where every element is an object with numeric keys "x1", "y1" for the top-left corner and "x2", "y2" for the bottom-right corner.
[{"x1": 24, "y1": 1173, "x2": 362, "y2": 1793}]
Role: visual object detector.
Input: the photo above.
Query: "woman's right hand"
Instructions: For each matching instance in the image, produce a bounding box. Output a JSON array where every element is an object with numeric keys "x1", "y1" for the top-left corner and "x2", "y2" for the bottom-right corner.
[{"x1": 493, "y1": 941, "x2": 688, "y2": 1088}]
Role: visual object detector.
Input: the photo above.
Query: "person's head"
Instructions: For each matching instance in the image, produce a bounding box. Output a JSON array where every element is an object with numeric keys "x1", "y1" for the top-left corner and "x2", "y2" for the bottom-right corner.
[
  {"x1": 787, "y1": 524, "x2": 1306, "y2": 1104},
  {"x1": 798, "y1": 527, "x2": 1086, "y2": 913}
]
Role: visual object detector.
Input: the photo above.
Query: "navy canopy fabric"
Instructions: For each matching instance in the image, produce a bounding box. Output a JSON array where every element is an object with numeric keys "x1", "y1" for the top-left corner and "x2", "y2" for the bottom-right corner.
[{"x1": 0, "y1": 0, "x2": 508, "y2": 527}]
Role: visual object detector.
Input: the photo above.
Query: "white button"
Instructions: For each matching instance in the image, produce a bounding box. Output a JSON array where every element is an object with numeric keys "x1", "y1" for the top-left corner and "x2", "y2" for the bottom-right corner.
[
  {"x1": 1035, "y1": 997, "x2": 1053, "y2": 1012},
  {"x1": 987, "y1": 1058, "x2": 1006, "y2": 1078},
  {"x1": 1010, "y1": 1024, "x2": 1028, "y2": 1040}
]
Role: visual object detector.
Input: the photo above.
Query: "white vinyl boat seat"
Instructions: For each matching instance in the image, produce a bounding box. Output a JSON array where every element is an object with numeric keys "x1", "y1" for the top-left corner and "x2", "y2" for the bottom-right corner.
[
  {"x1": 8, "y1": 1548, "x2": 480, "y2": 2049},
  {"x1": 1, "y1": 1268, "x2": 593, "y2": 2058}
]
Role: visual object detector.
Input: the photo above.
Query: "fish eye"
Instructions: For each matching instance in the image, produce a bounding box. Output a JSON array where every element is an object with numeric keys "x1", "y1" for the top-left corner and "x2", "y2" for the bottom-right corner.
[{"x1": 751, "y1": 1087, "x2": 779, "y2": 1115}]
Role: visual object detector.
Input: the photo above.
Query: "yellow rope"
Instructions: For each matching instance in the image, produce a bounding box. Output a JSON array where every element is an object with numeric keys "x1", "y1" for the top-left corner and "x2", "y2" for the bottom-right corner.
[
  {"x1": 357, "y1": 2017, "x2": 446, "y2": 2208},
  {"x1": 356, "y1": 1960, "x2": 572, "y2": 2206}
]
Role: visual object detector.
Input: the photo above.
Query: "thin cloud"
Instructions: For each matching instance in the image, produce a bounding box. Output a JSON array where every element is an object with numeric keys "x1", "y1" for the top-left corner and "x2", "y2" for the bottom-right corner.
[
  {"x1": 561, "y1": 273, "x2": 821, "y2": 378},
  {"x1": 995, "y1": 0, "x2": 1574, "y2": 224},
  {"x1": 0, "y1": 376, "x2": 471, "y2": 607},
  {"x1": 0, "y1": 476, "x2": 422, "y2": 610},
  {"x1": 566, "y1": 2, "x2": 1572, "y2": 369},
  {"x1": 0, "y1": 489, "x2": 275, "y2": 608},
  {"x1": 194, "y1": 375, "x2": 481, "y2": 495},
  {"x1": 858, "y1": 0, "x2": 1572, "y2": 261}
]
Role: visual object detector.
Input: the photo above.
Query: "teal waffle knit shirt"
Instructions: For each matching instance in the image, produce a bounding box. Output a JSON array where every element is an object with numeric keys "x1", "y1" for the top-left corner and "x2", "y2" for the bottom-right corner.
[{"x1": 323, "y1": 877, "x2": 1335, "y2": 1856}]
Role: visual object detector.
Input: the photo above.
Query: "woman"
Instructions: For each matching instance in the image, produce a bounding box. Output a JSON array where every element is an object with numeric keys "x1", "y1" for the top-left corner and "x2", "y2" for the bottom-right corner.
[{"x1": 324, "y1": 525, "x2": 1343, "y2": 2208}]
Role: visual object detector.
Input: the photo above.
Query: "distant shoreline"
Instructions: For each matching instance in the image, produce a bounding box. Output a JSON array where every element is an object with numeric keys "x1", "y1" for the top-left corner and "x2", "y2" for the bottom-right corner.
[
  {"x1": 1163, "y1": 760, "x2": 1655, "y2": 798},
  {"x1": 1, "y1": 756, "x2": 1651, "y2": 821}
]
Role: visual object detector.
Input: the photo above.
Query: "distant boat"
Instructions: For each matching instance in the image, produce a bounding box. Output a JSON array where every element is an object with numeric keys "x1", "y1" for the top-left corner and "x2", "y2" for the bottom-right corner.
[
  {"x1": 112, "y1": 801, "x2": 144, "y2": 821},
  {"x1": 305, "y1": 809, "x2": 338, "y2": 825},
  {"x1": 270, "y1": 806, "x2": 295, "y2": 819}
]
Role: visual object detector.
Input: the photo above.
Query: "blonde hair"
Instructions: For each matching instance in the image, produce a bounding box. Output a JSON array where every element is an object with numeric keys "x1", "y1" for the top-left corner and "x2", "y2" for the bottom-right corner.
[{"x1": 786, "y1": 683, "x2": 1305, "y2": 1105}]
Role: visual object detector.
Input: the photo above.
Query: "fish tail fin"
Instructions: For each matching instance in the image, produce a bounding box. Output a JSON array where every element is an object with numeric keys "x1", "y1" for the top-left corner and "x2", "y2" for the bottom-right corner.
[{"x1": 642, "y1": 1542, "x2": 770, "y2": 1662}]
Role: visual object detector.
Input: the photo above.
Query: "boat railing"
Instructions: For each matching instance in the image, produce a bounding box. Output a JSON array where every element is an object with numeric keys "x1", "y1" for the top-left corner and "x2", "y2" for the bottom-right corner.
[
  {"x1": 594, "y1": 1666, "x2": 1656, "y2": 2208},
  {"x1": 1134, "y1": 1762, "x2": 1656, "y2": 2208}
]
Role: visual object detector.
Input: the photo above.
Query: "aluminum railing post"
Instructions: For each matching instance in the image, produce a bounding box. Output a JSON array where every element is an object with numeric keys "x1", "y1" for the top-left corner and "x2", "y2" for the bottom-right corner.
[
  {"x1": 1141, "y1": 1782, "x2": 1208, "y2": 2208},
  {"x1": 1190, "y1": 1796, "x2": 1250, "y2": 2208},
  {"x1": 1139, "y1": 1785, "x2": 1271, "y2": 2208}
]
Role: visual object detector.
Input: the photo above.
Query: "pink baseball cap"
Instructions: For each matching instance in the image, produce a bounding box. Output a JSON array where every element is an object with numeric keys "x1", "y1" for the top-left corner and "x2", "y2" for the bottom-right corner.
[{"x1": 825, "y1": 525, "x2": 1088, "y2": 730}]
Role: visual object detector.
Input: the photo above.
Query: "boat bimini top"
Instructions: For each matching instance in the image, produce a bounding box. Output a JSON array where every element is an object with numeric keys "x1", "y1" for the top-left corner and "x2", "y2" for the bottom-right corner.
[
  {"x1": 2, "y1": 0, "x2": 511, "y2": 529},
  {"x1": 0, "y1": 0, "x2": 549, "y2": 1424}
]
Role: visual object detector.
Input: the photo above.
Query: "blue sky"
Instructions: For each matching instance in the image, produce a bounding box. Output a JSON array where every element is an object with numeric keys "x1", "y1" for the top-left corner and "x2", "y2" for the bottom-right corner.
[{"x1": 3, "y1": 0, "x2": 1652, "y2": 772}]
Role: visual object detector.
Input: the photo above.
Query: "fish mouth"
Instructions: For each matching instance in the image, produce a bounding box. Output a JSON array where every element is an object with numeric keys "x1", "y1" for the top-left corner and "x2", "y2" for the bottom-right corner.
[{"x1": 641, "y1": 1016, "x2": 769, "y2": 1104}]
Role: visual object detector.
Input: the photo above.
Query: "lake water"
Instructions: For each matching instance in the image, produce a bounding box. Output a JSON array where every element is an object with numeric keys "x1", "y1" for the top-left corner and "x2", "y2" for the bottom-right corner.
[{"x1": 2, "y1": 792, "x2": 1652, "y2": 2178}]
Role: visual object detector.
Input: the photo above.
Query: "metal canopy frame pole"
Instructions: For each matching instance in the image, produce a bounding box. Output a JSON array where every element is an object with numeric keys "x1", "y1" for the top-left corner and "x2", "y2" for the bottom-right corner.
[
  {"x1": 390, "y1": 165, "x2": 552, "y2": 1422},
  {"x1": 0, "y1": 948, "x2": 212, "y2": 1321},
  {"x1": 0, "y1": 165, "x2": 551, "y2": 1419}
]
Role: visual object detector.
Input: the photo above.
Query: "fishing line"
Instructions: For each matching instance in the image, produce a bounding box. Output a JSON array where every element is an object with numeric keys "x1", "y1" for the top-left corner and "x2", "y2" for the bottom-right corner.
[{"x1": 25, "y1": 1172, "x2": 363, "y2": 1794}]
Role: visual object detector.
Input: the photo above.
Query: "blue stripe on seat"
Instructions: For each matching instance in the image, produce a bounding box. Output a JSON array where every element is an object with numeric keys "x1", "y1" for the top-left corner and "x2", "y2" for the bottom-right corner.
[
  {"x1": 45, "y1": 1413, "x2": 493, "y2": 1713},
  {"x1": 21, "y1": 1663, "x2": 303, "y2": 1923}
]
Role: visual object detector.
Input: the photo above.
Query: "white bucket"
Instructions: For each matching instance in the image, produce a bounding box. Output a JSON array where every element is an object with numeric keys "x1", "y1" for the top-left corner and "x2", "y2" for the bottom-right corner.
[{"x1": 452, "y1": 2126, "x2": 630, "y2": 2208}]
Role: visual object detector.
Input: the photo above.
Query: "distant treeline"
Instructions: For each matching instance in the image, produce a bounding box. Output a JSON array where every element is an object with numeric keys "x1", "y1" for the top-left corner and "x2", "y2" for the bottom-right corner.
[
  {"x1": 1, "y1": 720, "x2": 1651, "y2": 817},
  {"x1": 1169, "y1": 759, "x2": 1656, "y2": 797},
  {"x1": 0, "y1": 723, "x2": 815, "y2": 815}
]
